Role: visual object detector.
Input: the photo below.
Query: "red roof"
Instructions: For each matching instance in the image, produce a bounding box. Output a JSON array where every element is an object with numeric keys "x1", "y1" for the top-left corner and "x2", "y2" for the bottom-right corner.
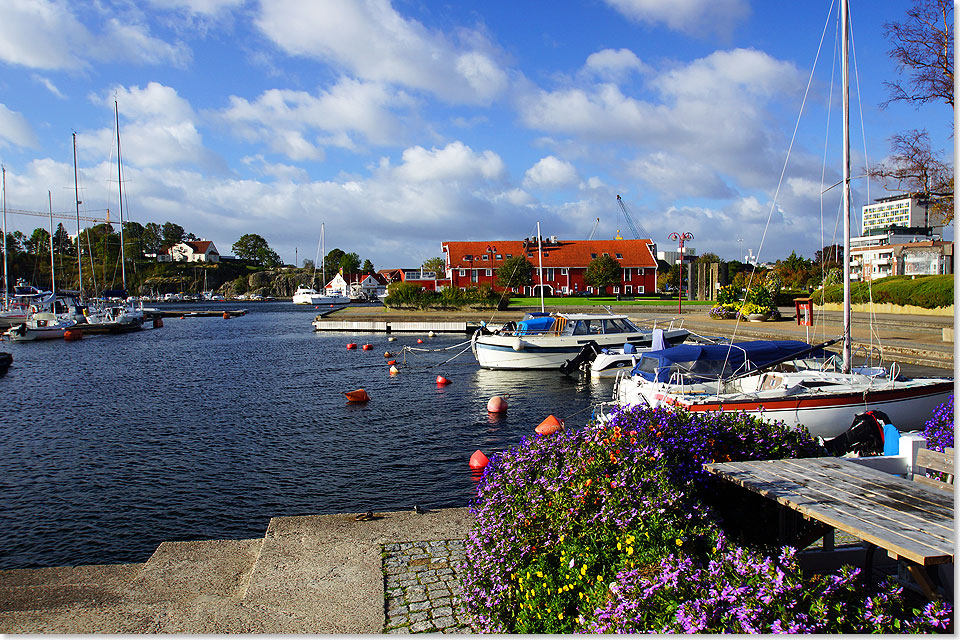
[{"x1": 441, "y1": 239, "x2": 657, "y2": 269}]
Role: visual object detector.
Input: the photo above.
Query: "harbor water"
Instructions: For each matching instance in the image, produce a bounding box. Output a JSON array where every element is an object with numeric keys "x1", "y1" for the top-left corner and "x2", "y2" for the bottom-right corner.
[{"x1": 0, "y1": 302, "x2": 614, "y2": 570}]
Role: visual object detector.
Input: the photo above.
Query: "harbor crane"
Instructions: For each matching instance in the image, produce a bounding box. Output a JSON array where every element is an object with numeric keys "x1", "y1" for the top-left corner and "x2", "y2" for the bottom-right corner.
[
  {"x1": 587, "y1": 217, "x2": 599, "y2": 240},
  {"x1": 615, "y1": 195, "x2": 651, "y2": 240},
  {"x1": 5, "y1": 208, "x2": 112, "y2": 225}
]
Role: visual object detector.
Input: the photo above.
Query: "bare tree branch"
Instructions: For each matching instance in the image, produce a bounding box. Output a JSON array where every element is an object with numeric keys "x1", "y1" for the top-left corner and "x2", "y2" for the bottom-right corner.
[
  {"x1": 881, "y1": 0, "x2": 954, "y2": 110},
  {"x1": 868, "y1": 129, "x2": 954, "y2": 224}
]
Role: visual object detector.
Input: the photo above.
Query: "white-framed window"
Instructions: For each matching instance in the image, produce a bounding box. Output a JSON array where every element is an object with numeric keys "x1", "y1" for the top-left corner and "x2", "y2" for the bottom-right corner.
[
  {"x1": 495, "y1": 254, "x2": 502, "y2": 260},
  {"x1": 623, "y1": 268, "x2": 631, "y2": 281},
  {"x1": 637, "y1": 285, "x2": 644, "y2": 294},
  {"x1": 560, "y1": 267, "x2": 568, "y2": 275},
  {"x1": 464, "y1": 254, "x2": 473, "y2": 261},
  {"x1": 616, "y1": 253, "x2": 623, "y2": 259},
  {"x1": 481, "y1": 255, "x2": 488, "y2": 260},
  {"x1": 485, "y1": 269, "x2": 492, "y2": 276},
  {"x1": 547, "y1": 268, "x2": 554, "y2": 280},
  {"x1": 562, "y1": 286, "x2": 569, "y2": 294},
  {"x1": 459, "y1": 269, "x2": 467, "y2": 277},
  {"x1": 625, "y1": 285, "x2": 632, "y2": 294},
  {"x1": 471, "y1": 269, "x2": 478, "y2": 282},
  {"x1": 613, "y1": 286, "x2": 620, "y2": 294}
]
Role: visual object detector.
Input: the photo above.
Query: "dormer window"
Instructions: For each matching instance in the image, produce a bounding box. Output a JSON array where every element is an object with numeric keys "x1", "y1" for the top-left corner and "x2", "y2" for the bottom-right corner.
[
  {"x1": 616, "y1": 253, "x2": 623, "y2": 259},
  {"x1": 464, "y1": 254, "x2": 473, "y2": 261}
]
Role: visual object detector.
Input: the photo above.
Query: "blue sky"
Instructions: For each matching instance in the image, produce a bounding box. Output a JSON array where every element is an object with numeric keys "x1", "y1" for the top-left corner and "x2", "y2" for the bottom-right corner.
[{"x1": 0, "y1": 0, "x2": 952, "y2": 270}]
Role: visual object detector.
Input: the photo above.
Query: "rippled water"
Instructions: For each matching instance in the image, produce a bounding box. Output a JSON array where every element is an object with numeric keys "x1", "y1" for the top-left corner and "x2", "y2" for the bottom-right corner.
[{"x1": 0, "y1": 302, "x2": 614, "y2": 569}]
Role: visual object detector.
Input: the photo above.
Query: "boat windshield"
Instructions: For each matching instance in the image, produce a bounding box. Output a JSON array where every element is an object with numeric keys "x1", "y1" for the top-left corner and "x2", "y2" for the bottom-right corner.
[{"x1": 570, "y1": 317, "x2": 639, "y2": 335}]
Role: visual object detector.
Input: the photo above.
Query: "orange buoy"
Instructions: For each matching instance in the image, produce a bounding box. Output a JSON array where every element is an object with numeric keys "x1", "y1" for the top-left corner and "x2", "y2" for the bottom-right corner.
[
  {"x1": 436, "y1": 375, "x2": 451, "y2": 386},
  {"x1": 417, "y1": 338, "x2": 424, "y2": 344},
  {"x1": 487, "y1": 396, "x2": 508, "y2": 413},
  {"x1": 389, "y1": 365, "x2": 400, "y2": 375},
  {"x1": 63, "y1": 328, "x2": 83, "y2": 341},
  {"x1": 180, "y1": 315, "x2": 185, "y2": 320},
  {"x1": 362, "y1": 344, "x2": 372, "y2": 350},
  {"x1": 535, "y1": 414, "x2": 563, "y2": 436},
  {"x1": 384, "y1": 352, "x2": 392, "y2": 357},
  {"x1": 222, "y1": 311, "x2": 230, "y2": 319},
  {"x1": 347, "y1": 343, "x2": 357, "y2": 350},
  {"x1": 387, "y1": 360, "x2": 396, "y2": 365},
  {"x1": 153, "y1": 318, "x2": 163, "y2": 328},
  {"x1": 469, "y1": 450, "x2": 489, "y2": 469},
  {"x1": 344, "y1": 389, "x2": 370, "y2": 403}
]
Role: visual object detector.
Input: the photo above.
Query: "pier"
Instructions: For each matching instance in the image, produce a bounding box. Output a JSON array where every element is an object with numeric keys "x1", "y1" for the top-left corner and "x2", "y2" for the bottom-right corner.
[{"x1": 312, "y1": 319, "x2": 480, "y2": 334}]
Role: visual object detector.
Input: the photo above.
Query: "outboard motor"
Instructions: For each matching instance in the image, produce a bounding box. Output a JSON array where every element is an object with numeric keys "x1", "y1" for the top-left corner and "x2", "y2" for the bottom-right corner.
[
  {"x1": 821, "y1": 410, "x2": 892, "y2": 456},
  {"x1": 560, "y1": 340, "x2": 600, "y2": 376}
]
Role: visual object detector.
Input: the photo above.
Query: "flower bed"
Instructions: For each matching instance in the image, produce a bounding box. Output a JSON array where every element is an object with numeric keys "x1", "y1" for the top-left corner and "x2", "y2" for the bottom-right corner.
[{"x1": 462, "y1": 405, "x2": 952, "y2": 633}]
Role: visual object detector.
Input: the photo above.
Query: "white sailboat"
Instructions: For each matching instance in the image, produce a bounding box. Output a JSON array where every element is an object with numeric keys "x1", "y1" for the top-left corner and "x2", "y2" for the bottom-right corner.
[
  {"x1": 611, "y1": 0, "x2": 952, "y2": 439},
  {"x1": 293, "y1": 222, "x2": 349, "y2": 304}
]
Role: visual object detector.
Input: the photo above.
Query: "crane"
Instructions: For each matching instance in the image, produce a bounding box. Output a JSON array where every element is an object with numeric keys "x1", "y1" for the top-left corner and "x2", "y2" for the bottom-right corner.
[
  {"x1": 6, "y1": 208, "x2": 112, "y2": 224},
  {"x1": 616, "y1": 195, "x2": 651, "y2": 240},
  {"x1": 587, "y1": 217, "x2": 600, "y2": 240}
]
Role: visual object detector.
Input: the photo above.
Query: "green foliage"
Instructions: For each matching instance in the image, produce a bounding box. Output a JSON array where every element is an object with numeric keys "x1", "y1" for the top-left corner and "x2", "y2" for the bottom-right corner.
[
  {"x1": 810, "y1": 275, "x2": 953, "y2": 308},
  {"x1": 384, "y1": 283, "x2": 499, "y2": 310},
  {"x1": 741, "y1": 284, "x2": 775, "y2": 313},
  {"x1": 716, "y1": 284, "x2": 741, "y2": 305},
  {"x1": 422, "y1": 256, "x2": 446, "y2": 275},
  {"x1": 232, "y1": 233, "x2": 281, "y2": 267},
  {"x1": 584, "y1": 254, "x2": 622, "y2": 294},
  {"x1": 161, "y1": 221, "x2": 186, "y2": 246},
  {"x1": 497, "y1": 255, "x2": 534, "y2": 290}
]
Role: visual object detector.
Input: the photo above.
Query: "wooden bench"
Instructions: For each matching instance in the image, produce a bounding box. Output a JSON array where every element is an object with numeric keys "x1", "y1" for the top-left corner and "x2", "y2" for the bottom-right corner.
[{"x1": 913, "y1": 447, "x2": 954, "y2": 492}]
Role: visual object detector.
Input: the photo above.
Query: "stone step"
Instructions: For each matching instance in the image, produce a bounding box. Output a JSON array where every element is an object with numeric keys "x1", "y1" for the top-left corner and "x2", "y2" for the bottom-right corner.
[{"x1": 0, "y1": 563, "x2": 142, "y2": 612}]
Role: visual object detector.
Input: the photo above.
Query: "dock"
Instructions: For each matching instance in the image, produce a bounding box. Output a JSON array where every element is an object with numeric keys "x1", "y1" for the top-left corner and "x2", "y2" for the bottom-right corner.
[
  {"x1": 312, "y1": 319, "x2": 480, "y2": 334},
  {"x1": 148, "y1": 309, "x2": 248, "y2": 319}
]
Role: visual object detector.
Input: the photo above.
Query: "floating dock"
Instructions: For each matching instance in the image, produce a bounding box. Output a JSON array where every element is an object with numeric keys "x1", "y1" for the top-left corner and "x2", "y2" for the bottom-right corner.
[{"x1": 149, "y1": 309, "x2": 248, "y2": 319}]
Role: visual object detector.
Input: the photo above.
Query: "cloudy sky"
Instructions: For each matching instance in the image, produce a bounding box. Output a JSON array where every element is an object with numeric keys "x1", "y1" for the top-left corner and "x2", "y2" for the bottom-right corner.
[{"x1": 0, "y1": 0, "x2": 952, "y2": 269}]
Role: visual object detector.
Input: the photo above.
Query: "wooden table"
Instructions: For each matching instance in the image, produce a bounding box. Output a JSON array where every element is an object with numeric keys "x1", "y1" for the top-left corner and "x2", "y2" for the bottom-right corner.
[{"x1": 704, "y1": 457, "x2": 954, "y2": 596}]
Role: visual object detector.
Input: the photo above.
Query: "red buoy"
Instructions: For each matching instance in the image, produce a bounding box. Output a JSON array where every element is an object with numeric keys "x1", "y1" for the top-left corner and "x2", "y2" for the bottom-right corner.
[
  {"x1": 417, "y1": 338, "x2": 424, "y2": 344},
  {"x1": 153, "y1": 318, "x2": 163, "y2": 328},
  {"x1": 344, "y1": 389, "x2": 370, "y2": 403},
  {"x1": 387, "y1": 360, "x2": 396, "y2": 365},
  {"x1": 347, "y1": 343, "x2": 357, "y2": 350},
  {"x1": 535, "y1": 414, "x2": 563, "y2": 436},
  {"x1": 63, "y1": 328, "x2": 83, "y2": 341},
  {"x1": 436, "y1": 375, "x2": 452, "y2": 386},
  {"x1": 362, "y1": 344, "x2": 372, "y2": 350},
  {"x1": 180, "y1": 315, "x2": 185, "y2": 320},
  {"x1": 469, "y1": 450, "x2": 489, "y2": 469},
  {"x1": 487, "y1": 396, "x2": 508, "y2": 413}
]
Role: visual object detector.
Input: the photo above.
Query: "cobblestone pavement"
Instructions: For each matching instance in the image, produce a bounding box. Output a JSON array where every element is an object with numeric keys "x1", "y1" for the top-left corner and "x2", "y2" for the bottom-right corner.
[{"x1": 382, "y1": 539, "x2": 475, "y2": 633}]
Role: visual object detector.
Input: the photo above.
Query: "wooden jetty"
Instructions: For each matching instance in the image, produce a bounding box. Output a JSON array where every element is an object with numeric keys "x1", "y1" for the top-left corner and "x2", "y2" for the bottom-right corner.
[
  {"x1": 149, "y1": 309, "x2": 248, "y2": 319},
  {"x1": 312, "y1": 319, "x2": 480, "y2": 334}
]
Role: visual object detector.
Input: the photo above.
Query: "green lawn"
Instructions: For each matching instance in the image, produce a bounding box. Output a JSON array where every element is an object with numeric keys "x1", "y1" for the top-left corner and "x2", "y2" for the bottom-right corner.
[{"x1": 507, "y1": 296, "x2": 714, "y2": 307}]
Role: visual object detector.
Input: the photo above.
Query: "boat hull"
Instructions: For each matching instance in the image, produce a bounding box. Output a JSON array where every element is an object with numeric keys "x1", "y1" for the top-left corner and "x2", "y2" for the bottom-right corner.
[
  {"x1": 474, "y1": 329, "x2": 687, "y2": 370},
  {"x1": 621, "y1": 379, "x2": 953, "y2": 439},
  {"x1": 293, "y1": 293, "x2": 350, "y2": 305}
]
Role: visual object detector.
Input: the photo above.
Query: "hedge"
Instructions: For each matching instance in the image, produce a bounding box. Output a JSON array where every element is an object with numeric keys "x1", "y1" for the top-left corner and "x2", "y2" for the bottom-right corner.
[{"x1": 809, "y1": 275, "x2": 953, "y2": 309}]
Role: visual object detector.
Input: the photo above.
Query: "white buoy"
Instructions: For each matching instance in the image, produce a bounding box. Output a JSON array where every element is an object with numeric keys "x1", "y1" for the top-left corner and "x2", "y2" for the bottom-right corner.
[{"x1": 388, "y1": 336, "x2": 397, "y2": 342}]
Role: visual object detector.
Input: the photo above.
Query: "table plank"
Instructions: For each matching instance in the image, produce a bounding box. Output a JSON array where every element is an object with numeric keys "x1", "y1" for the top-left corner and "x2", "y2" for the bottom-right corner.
[{"x1": 704, "y1": 457, "x2": 955, "y2": 566}]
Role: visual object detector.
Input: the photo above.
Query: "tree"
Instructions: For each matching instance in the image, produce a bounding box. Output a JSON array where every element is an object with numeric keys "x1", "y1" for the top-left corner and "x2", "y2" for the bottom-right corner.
[
  {"x1": 339, "y1": 252, "x2": 361, "y2": 274},
  {"x1": 303, "y1": 258, "x2": 315, "y2": 271},
  {"x1": 161, "y1": 222, "x2": 186, "y2": 246},
  {"x1": 232, "y1": 233, "x2": 281, "y2": 266},
  {"x1": 422, "y1": 256, "x2": 445, "y2": 276},
  {"x1": 27, "y1": 228, "x2": 51, "y2": 256},
  {"x1": 882, "y1": 0, "x2": 953, "y2": 110},
  {"x1": 142, "y1": 222, "x2": 162, "y2": 254},
  {"x1": 584, "y1": 254, "x2": 622, "y2": 295},
  {"x1": 53, "y1": 223, "x2": 72, "y2": 255},
  {"x1": 496, "y1": 255, "x2": 533, "y2": 290},
  {"x1": 362, "y1": 259, "x2": 375, "y2": 273},
  {"x1": 324, "y1": 248, "x2": 345, "y2": 278},
  {"x1": 695, "y1": 252, "x2": 722, "y2": 264},
  {"x1": 773, "y1": 251, "x2": 813, "y2": 290},
  {"x1": 869, "y1": 130, "x2": 953, "y2": 223}
]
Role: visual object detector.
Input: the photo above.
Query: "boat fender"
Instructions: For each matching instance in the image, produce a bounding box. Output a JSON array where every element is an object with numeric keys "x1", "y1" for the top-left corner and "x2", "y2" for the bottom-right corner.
[
  {"x1": 64, "y1": 328, "x2": 83, "y2": 341},
  {"x1": 512, "y1": 338, "x2": 523, "y2": 351},
  {"x1": 535, "y1": 414, "x2": 563, "y2": 435},
  {"x1": 153, "y1": 318, "x2": 163, "y2": 328},
  {"x1": 387, "y1": 336, "x2": 397, "y2": 342},
  {"x1": 428, "y1": 331, "x2": 436, "y2": 337},
  {"x1": 469, "y1": 450, "x2": 489, "y2": 469},
  {"x1": 344, "y1": 388, "x2": 370, "y2": 403},
  {"x1": 362, "y1": 344, "x2": 372, "y2": 350},
  {"x1": 436, "y1": 375, "x2": 452, "y2": 386},
  {"x1": 487, "y1": 396, "x2": 508, "y2": 413},
  {"x1": 346, "y1": 343, "x2": 357, "y2": 350}
]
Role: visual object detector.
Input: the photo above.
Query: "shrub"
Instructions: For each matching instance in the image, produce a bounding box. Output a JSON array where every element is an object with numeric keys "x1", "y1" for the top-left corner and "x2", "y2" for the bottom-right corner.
[
  {"x1": 716, "y1": 284, "x2": 741, "y2": 306},
  {"x1": 810, "y1": 275, "x2": 953, "y2": 309}
]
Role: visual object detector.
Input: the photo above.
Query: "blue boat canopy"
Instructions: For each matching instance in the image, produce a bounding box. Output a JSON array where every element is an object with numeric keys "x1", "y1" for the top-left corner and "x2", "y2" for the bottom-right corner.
[
  {"x1": 629, "y1": 340, "x2": 827, "y2": 382},
  {"x1": 516, "y1": 315, "x2": 556, "y2": 334}
]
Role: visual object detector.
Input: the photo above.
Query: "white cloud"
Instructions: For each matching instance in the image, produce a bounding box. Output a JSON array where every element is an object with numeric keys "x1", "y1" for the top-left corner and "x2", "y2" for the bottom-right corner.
[
  {"x1": 220, "y1": 78, "x2": 414, "y2": 160},
  {"x1": 31, "y1": 74, "x2": 65, "y2": 98},
  {"x1": 0, "y1": 0, "x2": 189, "y2": 71},
  {"x1": 523, "y1": 156, "x2": 579, "y2": 190},
  {"x1": 604, "y1": 0, "x2": 749, "y2": 38},
  {"x1": 628, "y1": 152, "x2": 734, "y2": 199},
  {"x1": 582, "y1": 49, "x2": 648, "y2": 81},
  {"x1": 391, "y1": 142, "x2": 505, "y2": 184},
  {"x1": 146, "y1": 0, "x2": 243, "y2": 15},
  {"x1": 255, "y1": 0, "x2": 508, "y2": 104},
  {"x1": 0, "y1": 104, "x2": 38, "y2": 149}
]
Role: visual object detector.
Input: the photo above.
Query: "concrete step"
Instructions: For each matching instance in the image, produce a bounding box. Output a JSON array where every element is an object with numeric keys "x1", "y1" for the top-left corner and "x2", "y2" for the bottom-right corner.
[{"x1": 0, "y1": 563, "x2": 142, "y2": 612}]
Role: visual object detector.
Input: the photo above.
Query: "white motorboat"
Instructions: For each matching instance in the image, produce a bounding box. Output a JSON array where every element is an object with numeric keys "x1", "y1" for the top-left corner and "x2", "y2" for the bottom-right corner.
[
  {"x1": 471, "y1": 312, "x2": 689, "y2": 370},
  {"x1": 292, "y1": 285, "x2": 350, "y2": 305},
  {"x1": 611, "y1": 4, "x2": 953, "y2": 442},
  {"x1": 4, "y1": 312, "x2": 78, "y2": 341}
]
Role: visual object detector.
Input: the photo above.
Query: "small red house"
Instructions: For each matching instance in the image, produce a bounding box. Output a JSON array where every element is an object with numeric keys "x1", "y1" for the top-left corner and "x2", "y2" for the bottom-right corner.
[{"x1": 441, "y1": 237, "x2": 659, "y2": 295}]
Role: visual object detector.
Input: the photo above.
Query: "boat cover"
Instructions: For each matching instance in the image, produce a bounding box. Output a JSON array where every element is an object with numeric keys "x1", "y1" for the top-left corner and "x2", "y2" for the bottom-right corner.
[
  {"x1": 629, "y1": 340, "x2": 826, "y2": 382},
  {"x1": 516, "y1": 315, "x2": 556, "y2": 334}
]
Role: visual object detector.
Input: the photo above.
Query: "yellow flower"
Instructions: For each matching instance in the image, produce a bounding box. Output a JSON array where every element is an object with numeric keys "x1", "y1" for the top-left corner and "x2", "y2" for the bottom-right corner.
[
  {"x1": 617, "y1": 542, "x2": 622, "y2": 551},
  {"x1": 558, "y1": 613, "x2": 564, "y2": 620},
  {"x1": 676, "y1": 538, "x2": 684, "y2": 547},
  {"x1": 627, "y1": 546, "x2": 634, "y2": 556},
  {"x1": 559, "y1": 535, "x2": 564, "y2": 542}
]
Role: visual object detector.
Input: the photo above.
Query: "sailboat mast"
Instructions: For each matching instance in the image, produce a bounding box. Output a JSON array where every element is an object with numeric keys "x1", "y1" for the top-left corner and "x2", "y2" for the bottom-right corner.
[
  {"x1": 321, "y1": 222, "x2": 326, "y2": 291},
  {"x1": 115, "y1": 100, "x2": 127, "y2": 291},
  {"x1": 48, "y1": 191, "x2": 56, "y2": 301},
  {"x1": 73, "y1": 133, "x2": 83, "y2": 298},
  {"x1": 2, "y1": 166, "x2": 6, "y2": 311},
  {"x1": 841, "y1": 0, "x2": 852, "y2": 373},
  {"x1": 536, "y1": 221, "x2": 544, "y2": 313}
]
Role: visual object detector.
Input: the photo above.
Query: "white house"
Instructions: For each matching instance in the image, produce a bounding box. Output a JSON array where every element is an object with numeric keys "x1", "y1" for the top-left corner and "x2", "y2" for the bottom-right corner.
[{"x1": 164, "y1": 240, "x2": 220, "y2": 263}]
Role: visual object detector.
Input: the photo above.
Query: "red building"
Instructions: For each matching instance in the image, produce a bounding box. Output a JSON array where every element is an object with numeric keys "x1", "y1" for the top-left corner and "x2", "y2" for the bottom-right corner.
[{"x1": 441, "y1": 236, "x2": 659, "y2": 296}]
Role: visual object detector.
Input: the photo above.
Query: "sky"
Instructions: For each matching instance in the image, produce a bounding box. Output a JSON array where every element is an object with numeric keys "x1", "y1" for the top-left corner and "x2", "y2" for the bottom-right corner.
[{"x1": 0, "y1": 0, "x2": 953, "y2": 270}]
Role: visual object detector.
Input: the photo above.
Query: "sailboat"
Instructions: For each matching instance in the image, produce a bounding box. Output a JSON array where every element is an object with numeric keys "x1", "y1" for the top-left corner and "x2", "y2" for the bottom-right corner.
[
  {"x1": 292, "y1": 222, "x2": 350, "y2": 304},
  {"x1": 611, "y1": 0, "x2": 952, "y2": 439},
  {"x1": 80, "y1": 102, "x2": 144, "y2": 331}
]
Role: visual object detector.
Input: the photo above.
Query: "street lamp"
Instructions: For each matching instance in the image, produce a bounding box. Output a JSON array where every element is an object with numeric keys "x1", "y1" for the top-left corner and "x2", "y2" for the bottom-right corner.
[{"x1": 668, "y1": 231, "x2": 694, "y2": 314}]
